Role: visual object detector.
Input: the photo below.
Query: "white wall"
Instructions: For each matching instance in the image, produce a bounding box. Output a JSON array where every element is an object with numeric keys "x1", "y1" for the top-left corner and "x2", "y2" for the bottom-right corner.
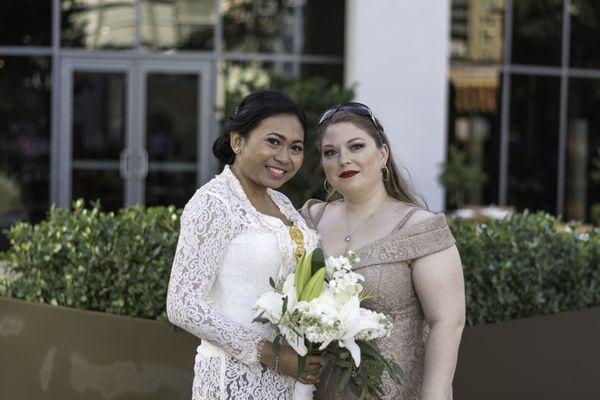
[{"x1": 345, "y1": 0, "x2": 450, "y2": 211}]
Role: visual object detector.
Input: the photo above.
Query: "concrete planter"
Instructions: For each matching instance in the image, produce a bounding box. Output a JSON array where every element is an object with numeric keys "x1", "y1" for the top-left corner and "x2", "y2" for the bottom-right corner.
[
  {"x1": 454, "y1": 307, "x2": 600, "y2": 399},
  {"x1": 2, "y1": 297, "x2": 599, "y2": 399},
  {"x1": 0, "y1": 298, "x2": 199, "y2": 400}
]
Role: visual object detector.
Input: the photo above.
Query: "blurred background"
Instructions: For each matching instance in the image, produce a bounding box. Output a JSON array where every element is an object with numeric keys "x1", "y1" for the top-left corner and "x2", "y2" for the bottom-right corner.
[
  {"x1": 0, "y1": 0, "x2": 599, "y2": 247},
  {"x1": 2, "y1": 2, "x2": 600, "y2": 399}
]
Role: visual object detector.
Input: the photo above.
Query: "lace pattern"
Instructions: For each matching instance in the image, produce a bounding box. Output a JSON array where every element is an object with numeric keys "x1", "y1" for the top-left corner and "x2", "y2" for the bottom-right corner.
[{"x1": 167, "y1": 166, "x2": 318, "y2": 399}]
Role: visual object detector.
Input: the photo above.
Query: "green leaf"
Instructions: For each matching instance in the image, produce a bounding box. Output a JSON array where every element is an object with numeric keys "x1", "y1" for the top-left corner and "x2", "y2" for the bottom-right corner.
[
  {"x1": 296, "y1": 355, "x2": 307, "y2": 380},
  {"x1": 311, "y1": 247, "x2": 325, "y2": 275}
]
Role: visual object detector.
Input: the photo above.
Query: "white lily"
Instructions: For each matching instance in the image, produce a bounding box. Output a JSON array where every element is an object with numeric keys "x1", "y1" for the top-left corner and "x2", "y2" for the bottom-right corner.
[
  {"x1": 253, "y1": 274, "x2": 308, "y2": 356},
  {"x1": 318, "y1": 295, "x2": 380, "y2": 367}
]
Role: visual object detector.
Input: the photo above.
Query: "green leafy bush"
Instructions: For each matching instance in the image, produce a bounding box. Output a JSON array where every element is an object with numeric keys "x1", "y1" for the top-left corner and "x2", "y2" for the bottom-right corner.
[
  {"x1": 450, "y1": 211, "x2": 600, "y2": 326},
  {"x1": 2, "y1": 204, "x2": 599, "y2": 326},
  {"x1": 0, "y1": 200, "x2": 180, "y2": 320}
]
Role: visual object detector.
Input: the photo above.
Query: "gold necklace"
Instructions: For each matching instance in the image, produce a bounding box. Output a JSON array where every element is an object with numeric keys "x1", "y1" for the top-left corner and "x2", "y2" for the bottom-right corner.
[{"x1": 344, "y1": 197, "x2": 388, "y2": 243}]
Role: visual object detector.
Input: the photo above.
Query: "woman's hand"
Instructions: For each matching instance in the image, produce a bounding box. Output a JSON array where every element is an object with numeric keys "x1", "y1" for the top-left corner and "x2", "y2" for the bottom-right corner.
[{"x1": 260, "y1": 341, "x2": 323, "y2": 385}]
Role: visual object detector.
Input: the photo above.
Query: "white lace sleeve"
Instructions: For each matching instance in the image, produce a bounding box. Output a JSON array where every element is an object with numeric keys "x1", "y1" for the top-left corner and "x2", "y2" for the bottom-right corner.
[{"x1": 166, "y1": 190, "x2": 264, "y2": 366}]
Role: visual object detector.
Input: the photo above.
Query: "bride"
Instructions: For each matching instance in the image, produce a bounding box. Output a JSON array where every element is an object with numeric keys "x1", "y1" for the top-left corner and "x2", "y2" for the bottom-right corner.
[{"x1": 167, "y1": 91, "x2": 323, "y2": 399}]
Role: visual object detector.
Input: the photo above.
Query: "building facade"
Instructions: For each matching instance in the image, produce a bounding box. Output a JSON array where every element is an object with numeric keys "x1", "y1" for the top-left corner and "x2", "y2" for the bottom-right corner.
[
  {"x1": 1, "y1": 0, "x2": 599, "y2": 232},
  {"x1": 0, "y1": 0, "x2": 344, "y2": 224}
]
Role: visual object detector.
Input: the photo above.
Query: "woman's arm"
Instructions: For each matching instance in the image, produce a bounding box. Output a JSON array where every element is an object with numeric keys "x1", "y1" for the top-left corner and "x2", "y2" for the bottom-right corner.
[
  {"x1": 412, "y1": 244, "x2": 466, "y2": 400},
  {"x1": 166, "y1": 191, "x2": 264, "y2": 366}
]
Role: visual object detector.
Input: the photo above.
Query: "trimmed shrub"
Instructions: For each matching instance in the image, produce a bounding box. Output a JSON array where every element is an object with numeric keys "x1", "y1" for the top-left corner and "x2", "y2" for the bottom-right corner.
[
  {"x1": 0, "y1": 200, "x2": 180, "y2": 320},
  {"x1": 450, "y1": 211, "x2": 600, "y2": 326},
  {"x1": 1, "y1": 204, "x2": 599, "y2": 326}
]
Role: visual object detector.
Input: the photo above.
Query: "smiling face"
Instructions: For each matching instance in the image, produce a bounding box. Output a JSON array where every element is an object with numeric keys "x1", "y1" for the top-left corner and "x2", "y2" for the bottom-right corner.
[
  {"x1": 231, "y1": 113, "x2": 305, "y2": 191},
  {"x1": 321, "y1": 122, "x2": 388, "y2": 197}
]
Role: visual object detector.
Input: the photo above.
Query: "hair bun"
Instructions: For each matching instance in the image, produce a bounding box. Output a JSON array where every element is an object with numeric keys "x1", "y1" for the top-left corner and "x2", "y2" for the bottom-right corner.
[{"x1": 212, "y1": 133, "x2": 235, "y2": 164}]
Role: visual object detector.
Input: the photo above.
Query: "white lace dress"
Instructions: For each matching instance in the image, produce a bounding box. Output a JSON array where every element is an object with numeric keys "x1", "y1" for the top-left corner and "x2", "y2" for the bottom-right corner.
[{"x1": 167, "y1": 165, "x2": 319, "y2": 400}]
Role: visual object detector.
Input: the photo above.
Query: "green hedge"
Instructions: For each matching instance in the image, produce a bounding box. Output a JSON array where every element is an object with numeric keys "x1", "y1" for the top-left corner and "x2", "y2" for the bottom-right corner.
[
  {"x1": 451, "y1": 211, "x2": 600, "y2": 326},
  {"x1": 1, "y1": 203, "x2": 599, "y2": 326},
  {"x1": 0, "y1": 200, "x2": 180, "y2": 320}
]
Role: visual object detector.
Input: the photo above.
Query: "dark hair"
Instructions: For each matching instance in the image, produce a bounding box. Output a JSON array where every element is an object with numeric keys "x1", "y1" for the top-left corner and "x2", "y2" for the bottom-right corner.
[
  {"x1": 317, "y1": 110, "x2": 425, "y2": 208},
  {"x1": 212, "y1": 90, "x2": 307, "y2": 164}
]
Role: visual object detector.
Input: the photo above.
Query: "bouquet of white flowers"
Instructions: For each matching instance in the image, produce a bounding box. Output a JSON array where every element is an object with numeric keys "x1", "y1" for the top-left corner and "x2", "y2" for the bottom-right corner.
[{"x1": 253, "y1": 249, "x2": 404, "y2": 399}]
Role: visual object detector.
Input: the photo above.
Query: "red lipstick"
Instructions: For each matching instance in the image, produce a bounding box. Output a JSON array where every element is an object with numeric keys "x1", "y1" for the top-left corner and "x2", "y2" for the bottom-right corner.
[{"x1": 339, "y1": 170, "x2": 359, "y2": 178}]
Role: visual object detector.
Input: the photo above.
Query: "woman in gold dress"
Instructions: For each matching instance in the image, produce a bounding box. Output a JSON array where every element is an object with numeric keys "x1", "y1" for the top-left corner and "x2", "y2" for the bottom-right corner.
[{"x1": 300, "y1": 103, "x2": 465, "y2": 400}]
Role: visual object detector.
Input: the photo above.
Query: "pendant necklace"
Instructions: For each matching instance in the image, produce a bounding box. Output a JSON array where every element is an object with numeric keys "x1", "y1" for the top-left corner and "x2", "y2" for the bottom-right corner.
[{"x1": 344, "y1": 196, "x2": 388, "y2": 243}]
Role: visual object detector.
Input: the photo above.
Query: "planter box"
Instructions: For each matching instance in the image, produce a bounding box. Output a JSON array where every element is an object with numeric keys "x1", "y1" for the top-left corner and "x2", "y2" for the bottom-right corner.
[
  {"x1": 0, "y1": 298, "x2": 199, "y2": 400},
  {"x1": 454, "y1": 307, "x2": 600, "y2": 399},
  {"x1": 3, "y1": 298, "x2": 599, "y2": 399}
]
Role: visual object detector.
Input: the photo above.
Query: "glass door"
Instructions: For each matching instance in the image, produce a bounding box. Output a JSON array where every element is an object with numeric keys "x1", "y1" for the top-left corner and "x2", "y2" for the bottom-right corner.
[
  {"x1": 57, "y1": 58, "x2": 213, "y2": 210},
  {"x1": 137, "y1": 61, "x2": 212, "y2": 207},
  {"x1": 59, "y1": 59, "x2": 134, "y2": 211}
]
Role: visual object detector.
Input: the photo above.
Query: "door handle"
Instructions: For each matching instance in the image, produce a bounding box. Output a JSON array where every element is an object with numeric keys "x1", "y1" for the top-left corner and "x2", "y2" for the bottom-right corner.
[
  {"x1": 119, "y1": 148, "x2": 132, "y2": 179},
  {"x1": 139, "y1": 148, "x2": 149, "y2": 179}
]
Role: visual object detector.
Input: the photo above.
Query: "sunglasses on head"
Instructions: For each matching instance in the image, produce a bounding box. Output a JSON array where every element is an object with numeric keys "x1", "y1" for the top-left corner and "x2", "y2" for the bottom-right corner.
[{"x1": 317, "y1": 102, "x2": 382, "y2": 134}]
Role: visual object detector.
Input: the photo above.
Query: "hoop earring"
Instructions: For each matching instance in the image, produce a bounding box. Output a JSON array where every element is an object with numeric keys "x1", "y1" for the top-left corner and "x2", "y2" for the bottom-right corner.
[
  {"x1": 323, "y1": 178, "x2": 335, "y2": 195},
  {"x1": 381, "y1": 166, "x2": 390, "y2": 182}
]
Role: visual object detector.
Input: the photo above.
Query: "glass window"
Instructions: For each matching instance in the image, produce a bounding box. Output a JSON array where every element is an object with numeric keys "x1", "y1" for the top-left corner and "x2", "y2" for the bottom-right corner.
[
  {"x1": 0, "y1": 0, "x2": 52, "y2": 46},
  {"x1": 565, "y1": 79, "x2": 600, "y2": 222},
  {"x1": 450, "y1": 0, "x2": 506, "y2": 64},
  {"x1": 0, "y1": 57, "x2": 51, "y2": 250},
  {"x1": 512, "y1": 0, "x2": 563, "y2": 66},
  {"x1": 62, "y1": 0, "x2": 136, "y2": 49},
  {"x1": 145, "y1": 73, "x2": 199, "y2": 207},
  {"x1": 218, "y1": 60, "x2": 293, "y2": 120},
  {"x1": 300, "y1": 63, "x2": 344, "y2": 86},
  {"x1": 221, "y1": 0, "x2": 295, "y2": 53},
  {"x1": 302, "y1": 0, "x2": 344, "y2": 56},
  {"x1": 141, "y1": 0, "x2": 216, "y2": 50},
  {"x1": 508, "y1": 75, "x2": 561, "y2": 213},
  {"x1": 447, "y1": 66, "x2": 502, "y2": 207},
  {"x1": 569, "y1": 0, "x2": 600, "y2": 69},
  {"x1": 71, "y1": 71, "x2": 126, "y2": 212}
]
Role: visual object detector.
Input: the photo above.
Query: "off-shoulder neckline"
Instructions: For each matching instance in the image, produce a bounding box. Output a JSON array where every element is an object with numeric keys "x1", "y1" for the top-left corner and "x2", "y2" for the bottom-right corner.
[{"x1": 300, "y1": 198, "x2": 448, "y2": 257}]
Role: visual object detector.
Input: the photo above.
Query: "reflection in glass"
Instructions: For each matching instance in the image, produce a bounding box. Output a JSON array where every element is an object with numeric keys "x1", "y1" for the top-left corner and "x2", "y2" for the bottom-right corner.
[
  {"x1": 141, "y1": 0, "x2": 215, "y2": 50},
  {"x1": 72, "y1": 170, "x2": 123, "y2": 212},
  {"x1": 146, "y1": 172, "x2": 196, "y2": 208},
  {"x1": 512, "y1": 0, "x2": 563, "y2": 66},
  {"x1": 0, "y1": 0, "x2": 52, "y2": 46},
  {"x1": 447, "y1": 66, "x2": 501, "y2": 206},
  {"x1": 508, "y1": 75, "x2": 560, "y2": 213},
  {"x1": 300, "y1": 64, "x2": 344, "y2": 86},
  {"x1": 0, "y1": 57, "x2": 51, "y2": 239},
  {"x1": 62, "y1": 0, "x2": 136, "y2": 49},
  {"x1": 222, "y1": 0, "x2": 295, "y2": 53},
  {"x1": 218, "y1": 61, "x2": 292, "y2": 119},
  {"x1": 566, "y1": 79, "x2": 600, "y2": 222},
  {"x1": 71, "y1": 72, "x2": 125, "y2": 210},
  {"x1": 302, "y1": 0, "x2": 344, "y2": 56},
  {"x1": 570, "y1": 0, "x2": 600, "y2": 69},
  {"x1": 145, "y1": 73, "x2": 198, "y2": 207},
  {"x1": 450, "y1": 0, "x2": 505, "y2": 63},
  {"x1": 73, "y1": 73, "x2": 126, "y2": 160}
]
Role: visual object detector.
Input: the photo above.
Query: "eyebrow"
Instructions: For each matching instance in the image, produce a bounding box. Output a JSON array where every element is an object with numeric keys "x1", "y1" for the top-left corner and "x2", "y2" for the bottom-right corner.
[
  {"x1": 322, "y1": 137, "x2": 365, "y2": 147},
  {"x1": 268, "y1": 132, "x2": 304, "y2": 144}
]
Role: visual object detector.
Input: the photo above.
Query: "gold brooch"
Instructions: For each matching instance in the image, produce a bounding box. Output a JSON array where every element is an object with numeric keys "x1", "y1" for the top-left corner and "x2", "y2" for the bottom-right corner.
[{"x1": 289, "y1": 225, "x2": 305, "y2": 260}]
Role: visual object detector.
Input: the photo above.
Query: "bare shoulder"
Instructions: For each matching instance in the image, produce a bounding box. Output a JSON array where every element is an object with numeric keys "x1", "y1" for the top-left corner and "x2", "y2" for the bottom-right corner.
[{"x1": 400, "y1": 206, "x2": 437, "y2": 228}]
